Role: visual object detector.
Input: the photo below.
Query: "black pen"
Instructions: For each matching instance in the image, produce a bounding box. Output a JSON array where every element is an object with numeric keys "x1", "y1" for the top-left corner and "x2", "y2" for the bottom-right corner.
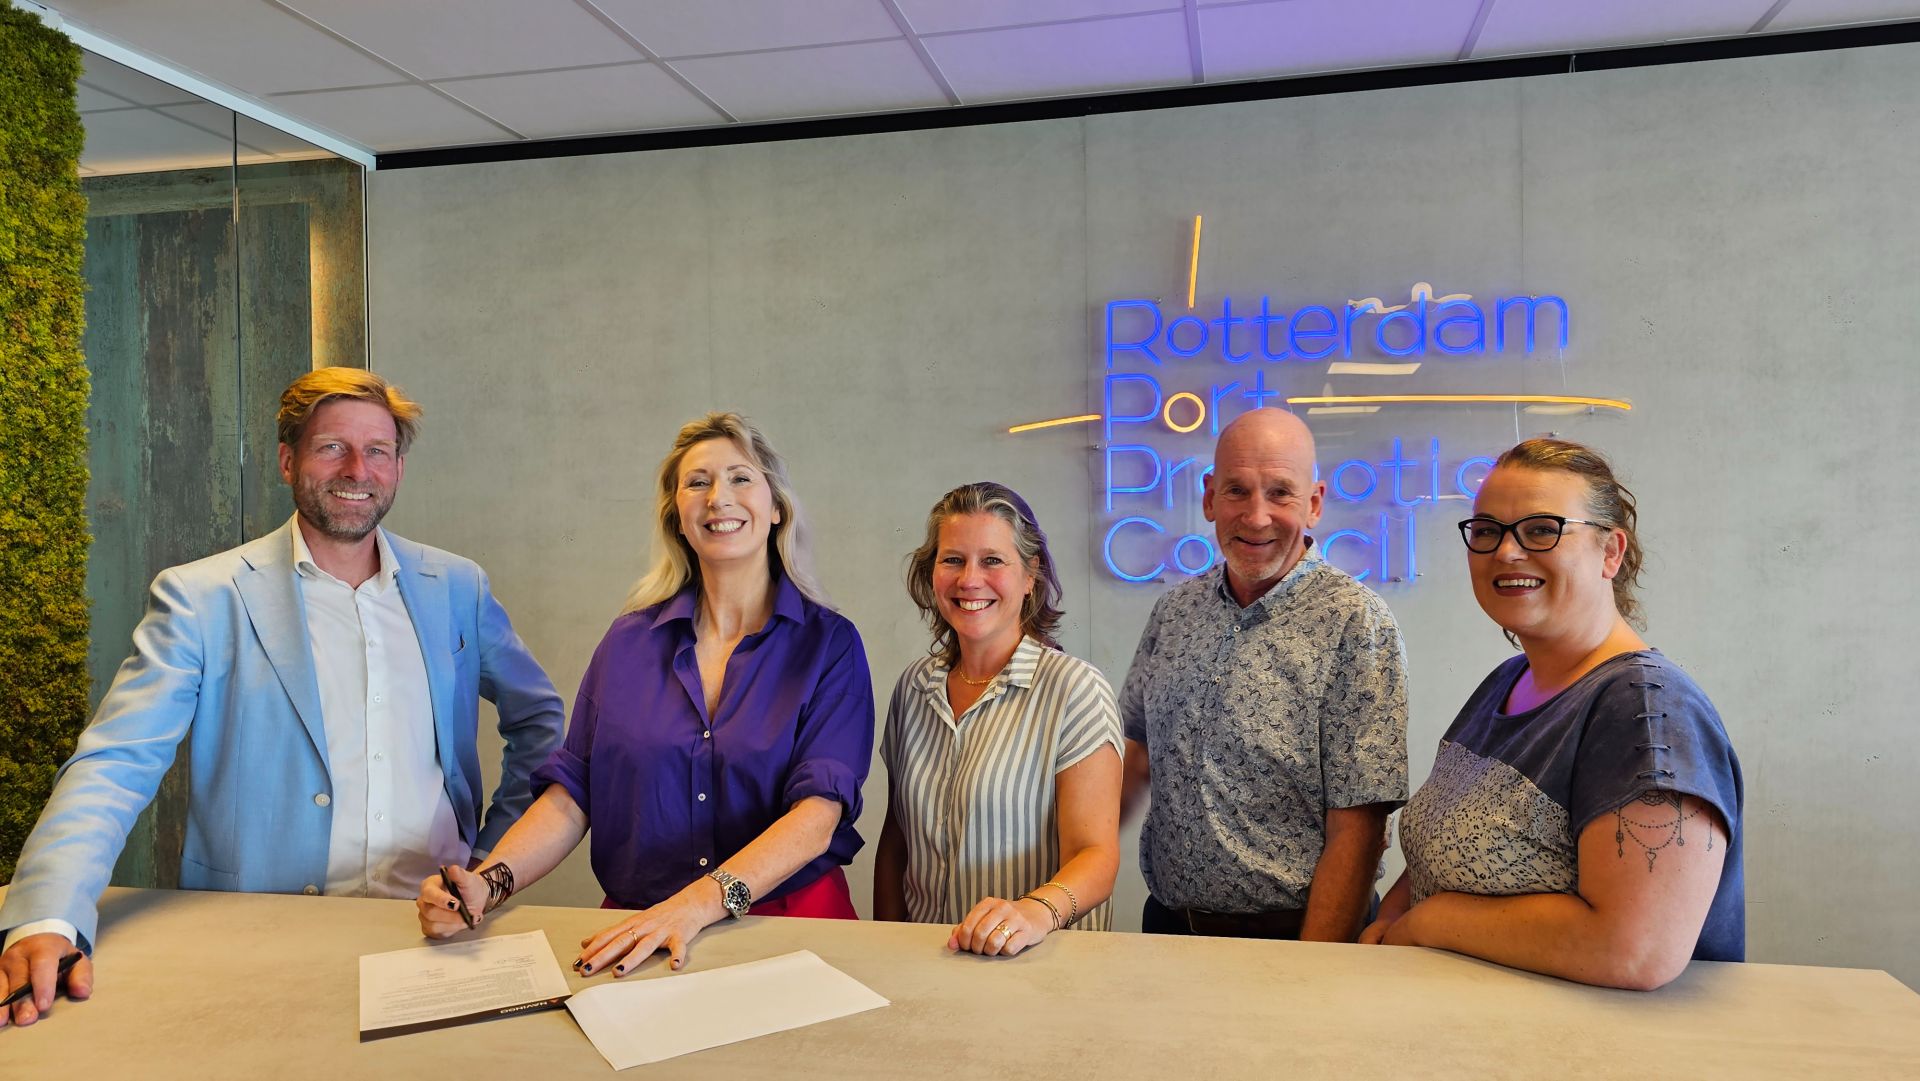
[
  {"x1": 440, "y1": 865, "x2": 476, "y2": 930},
  {"x1": 1, "y1": 951, "x2": 81, "y2": 1008}
]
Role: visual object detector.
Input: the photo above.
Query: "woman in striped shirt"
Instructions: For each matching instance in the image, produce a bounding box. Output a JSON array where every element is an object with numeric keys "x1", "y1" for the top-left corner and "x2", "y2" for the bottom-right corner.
[{"x1": 872, "y1": 482, "x2": 1123, "y2": 956}]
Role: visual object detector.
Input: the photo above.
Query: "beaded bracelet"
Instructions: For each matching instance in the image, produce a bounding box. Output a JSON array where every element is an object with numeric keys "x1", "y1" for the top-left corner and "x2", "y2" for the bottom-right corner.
[
  {"x1": 1020, "y1": 891, "x2": 1063, "y2": 931},
  {"x1": 1043, "y1": 881, "x2": 1080, "y2": 926}
]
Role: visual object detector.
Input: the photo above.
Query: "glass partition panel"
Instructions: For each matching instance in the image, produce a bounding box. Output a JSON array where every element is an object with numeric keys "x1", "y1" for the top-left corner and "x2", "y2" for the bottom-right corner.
[{"x1": 76, "y1": 50, "x2": 366, "y2": 887}]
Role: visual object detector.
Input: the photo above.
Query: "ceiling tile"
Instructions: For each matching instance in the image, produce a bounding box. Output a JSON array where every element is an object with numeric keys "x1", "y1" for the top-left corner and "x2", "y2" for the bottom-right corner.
[
  {"x1": 1471, "y1": 0, "x2": 1779, "y2": 57},
  {"x1": 670, "y1": 39, "x2": 946, "y2": 121},
  {"x1": 592, "y1": 0, "x2": 902, "y2": 57},
  {"x1": 44, "y1": 0, "x2": 400, "y2": 93},
  {"x1": 1199, "y1": 0, "x2": 1482, "y2": 81},
  {"x1": 282, "y1": 0, "x2": 643, "y2": 80},
  {"x1": 267, "y1": 85, "x2": 515, "y2": 151},
  {"x1": 1768, "y1": 0, "x2": 1920, "y2": 31},
  {"x1": 923, "y1": 11, "x2": 1193, "y2": 103},
  {"x1": 897, "y1": 0, "x2": 1174, "y2": 36},
  {"x1": 80, "y1": 107, "x2": 239, "y2": 175},
  {"x1": 435, "y1": 64, "x2": 724, "y2": 138}
]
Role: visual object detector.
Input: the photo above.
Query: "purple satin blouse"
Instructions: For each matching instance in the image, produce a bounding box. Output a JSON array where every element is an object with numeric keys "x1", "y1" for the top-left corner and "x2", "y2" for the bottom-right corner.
[{"x1": 530, "y1": 573, "x2": 873, "y2": 908}]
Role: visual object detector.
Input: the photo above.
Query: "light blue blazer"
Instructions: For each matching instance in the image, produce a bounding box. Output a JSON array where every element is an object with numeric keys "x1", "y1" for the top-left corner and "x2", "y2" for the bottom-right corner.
[{"x1": 0, "y1": 522, "x2": 565, "y2": 950}]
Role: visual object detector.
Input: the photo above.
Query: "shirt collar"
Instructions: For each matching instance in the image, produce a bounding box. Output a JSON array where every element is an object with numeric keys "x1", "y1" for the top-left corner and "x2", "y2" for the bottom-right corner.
[
  {"x1": 290, "y1": 514, "x2": 399, "y2": 590},
  {"x1": 923, "y1": 634, "x2": 1045, "y2": 695},
  {"x1": 651, "y1": 566, "x2": 806, "y2": 631},
  {"x1": 1212, "y1": 536, "x2": 1321, "y2": 612}
]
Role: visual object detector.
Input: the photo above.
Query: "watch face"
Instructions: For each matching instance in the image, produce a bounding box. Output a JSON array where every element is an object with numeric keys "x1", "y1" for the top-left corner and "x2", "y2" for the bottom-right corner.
[{"x1": 724, "y1": 879, "x2": 751, "y2": 913}]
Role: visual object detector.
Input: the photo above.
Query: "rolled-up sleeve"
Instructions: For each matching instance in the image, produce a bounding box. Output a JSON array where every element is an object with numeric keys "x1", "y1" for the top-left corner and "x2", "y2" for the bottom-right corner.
[{"x1": 782, "y1": 621, "x2": 875, "y2": 822}]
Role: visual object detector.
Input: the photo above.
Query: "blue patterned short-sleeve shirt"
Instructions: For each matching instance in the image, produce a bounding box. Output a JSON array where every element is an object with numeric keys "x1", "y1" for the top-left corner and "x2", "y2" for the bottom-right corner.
[
  {"x1": 1120, "y1": 542, "x2": 1410, "y2": 913},
  {"x1": 1399, "y1": 650, "x2": 1745, "y2": 961}
]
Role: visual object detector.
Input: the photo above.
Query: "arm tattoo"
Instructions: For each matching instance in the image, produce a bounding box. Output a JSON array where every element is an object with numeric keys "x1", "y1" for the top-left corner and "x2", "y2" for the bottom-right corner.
[{"x1": 1614, "y1": 791, "x2": 1710, "y2": 872}]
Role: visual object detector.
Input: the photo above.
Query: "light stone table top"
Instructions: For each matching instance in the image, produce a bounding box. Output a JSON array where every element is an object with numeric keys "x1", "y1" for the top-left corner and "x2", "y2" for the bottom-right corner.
[{"x1": 2, "y1": 886, "x2": 1917, "y2": 1079}]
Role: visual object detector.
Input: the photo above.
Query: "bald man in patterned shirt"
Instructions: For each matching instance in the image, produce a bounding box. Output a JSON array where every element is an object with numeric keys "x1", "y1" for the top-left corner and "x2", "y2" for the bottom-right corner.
[{"x1": 1119, "y1": 408, "x2": 1408, "y2": 941}]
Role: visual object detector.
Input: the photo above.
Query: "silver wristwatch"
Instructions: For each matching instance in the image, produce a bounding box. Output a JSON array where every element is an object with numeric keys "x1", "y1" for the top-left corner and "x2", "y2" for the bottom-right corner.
[{"x1": 708, "y1": 869, "x2": 751, "y2": 918}]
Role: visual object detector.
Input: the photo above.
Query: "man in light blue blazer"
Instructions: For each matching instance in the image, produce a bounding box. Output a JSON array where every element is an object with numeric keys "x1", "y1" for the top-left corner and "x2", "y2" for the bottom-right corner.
[{"x1": 1, "y1": 368, "x2": 564, "y2": 1028}]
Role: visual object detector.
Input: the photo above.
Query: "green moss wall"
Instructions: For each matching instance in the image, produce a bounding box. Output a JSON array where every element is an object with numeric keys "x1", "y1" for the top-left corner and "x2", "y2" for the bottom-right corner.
[{"x1": 0, "y1": 5, "x2": 90, "y2": 882}]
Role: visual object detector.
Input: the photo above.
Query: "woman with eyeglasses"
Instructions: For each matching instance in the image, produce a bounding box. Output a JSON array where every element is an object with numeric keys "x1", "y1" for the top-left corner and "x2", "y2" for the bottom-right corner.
[{"x1": 1359, "y1": 438, "x2": 1743, "y2": 990}]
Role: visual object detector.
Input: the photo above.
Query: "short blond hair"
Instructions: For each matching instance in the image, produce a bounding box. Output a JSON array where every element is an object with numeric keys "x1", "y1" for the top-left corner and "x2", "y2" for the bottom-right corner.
[{"x1": 277, "y1": 368, "x2": 423, "y2": 454}]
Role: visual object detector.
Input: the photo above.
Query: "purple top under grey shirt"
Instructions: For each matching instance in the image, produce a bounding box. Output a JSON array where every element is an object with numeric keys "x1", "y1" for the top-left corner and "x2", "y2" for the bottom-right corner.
[{"x1": 530, "y1": 572, "x2": 874, "y2": 908}]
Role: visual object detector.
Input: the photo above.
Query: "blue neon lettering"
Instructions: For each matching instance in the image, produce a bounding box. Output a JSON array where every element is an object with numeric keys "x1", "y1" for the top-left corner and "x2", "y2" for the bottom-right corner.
[
  {"x1": 1454, "y1": 456, "x2": 1497, "y2": 497},
  {"x1": 1167, "y1": 316, "x2": 1209, "y2": 357},
  {"x1": 1105, "y1": 444, "x2": 1163, "y2": 512},
  {"x1": 1104, "y1": 373, "x2": 1163, "y2": 442},
  {"x1": 1255, "y1": 296, "x2": 1290, "y2": 361},
  {"x1": 1172, "y1": 534, "x2": 1216, "y2": 576},
  {"x1": 1383, "y1": 437, "x2": 1424, "y2": 507},
  {"x1": 1103, "y1": 517, "x2": 1167, "y2": 582},
  {"x1": 1433, "y1": 299, "x2": 1485, "y2": 354},
  {"x1": 1105, "y1": 299, "x2": 1163, "y2": 368},
  {"x1": 1322, "y1": 529, "x2": 1374, "y2": 582},
  {"x1": 1289, "y1": 305, "x2": 1338, "y2": 360},
  {"x1": 1213, "y1": 297, "x2": 1252, "y2": 363},
  {"x1": 1374, "y1": 300, "x2": 1426, "y2": 357},
  {"x1": 1495, "y1": 295, "x2": 1570, "y2": 353},
  {"x1": 1332, "y1": 459, "x2": 1378, "y2": 502}
]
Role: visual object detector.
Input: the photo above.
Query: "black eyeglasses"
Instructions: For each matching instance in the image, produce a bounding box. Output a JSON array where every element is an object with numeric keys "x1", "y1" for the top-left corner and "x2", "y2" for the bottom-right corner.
[{"x1": 1457, "y1": 515, "x2": 1603, "y2": 553}]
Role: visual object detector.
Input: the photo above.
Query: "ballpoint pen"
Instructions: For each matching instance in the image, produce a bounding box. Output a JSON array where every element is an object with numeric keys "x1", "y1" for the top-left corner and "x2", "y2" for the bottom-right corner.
[
  {"x1": 440, "y1": 865, "x2": 477, "y2": 930},
  {"x1": 1, "y1": 951, "x2": 81, "y2": 1008}
]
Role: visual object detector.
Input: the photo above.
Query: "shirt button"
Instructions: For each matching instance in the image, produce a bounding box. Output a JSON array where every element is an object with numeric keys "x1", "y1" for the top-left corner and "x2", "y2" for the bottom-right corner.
[
  {"x1": 374, "y1": 811, "x2": 385, "y2": 822},
  {"x1": 698, "y1": 858, "x2": 709, "y2": 867},
  {"x1": 703, "y1": 730, "x2": 711, "y2": 739},
  {"x1": 372, "y1": 752, "x2": 384, "y2": 762},
  {"x1": 303, "y1": 885, "x2": 319, "y2": 895},
  {"x1": 373, "y1": 694, "x2": 383, "y2": 704},
  {"x1": 313, "y1": 793, "x2": 331, "y2": 807},
  {"x1": 697, "y1": 793, "x2": 707, "y2": 802}
]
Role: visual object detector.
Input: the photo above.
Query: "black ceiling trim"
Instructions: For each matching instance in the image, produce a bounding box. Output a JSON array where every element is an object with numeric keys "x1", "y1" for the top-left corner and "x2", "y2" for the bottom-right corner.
[{"x1": 375, "y1": 20, "x2": 1920, "y2": 171}]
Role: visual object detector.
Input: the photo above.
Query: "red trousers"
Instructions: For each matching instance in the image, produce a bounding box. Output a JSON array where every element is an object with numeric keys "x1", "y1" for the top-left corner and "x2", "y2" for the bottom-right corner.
[{"x1": 602, "y1": 865, "x2": 857, "y2": 920}]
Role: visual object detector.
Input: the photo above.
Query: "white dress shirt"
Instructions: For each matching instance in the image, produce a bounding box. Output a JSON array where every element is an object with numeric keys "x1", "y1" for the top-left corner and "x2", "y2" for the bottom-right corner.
[
  {"x1": 5, "y1": 521, "x2": 464, "y2": 954},
  {"x1": 293, "y1": 520, "x2": 465, "y2": 898}
]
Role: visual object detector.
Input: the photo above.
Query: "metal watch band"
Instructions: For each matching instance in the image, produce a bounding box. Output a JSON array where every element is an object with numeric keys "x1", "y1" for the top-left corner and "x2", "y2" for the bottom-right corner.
[{"x1": 707, "y1": 868, "x2": 751, "y2": 918}]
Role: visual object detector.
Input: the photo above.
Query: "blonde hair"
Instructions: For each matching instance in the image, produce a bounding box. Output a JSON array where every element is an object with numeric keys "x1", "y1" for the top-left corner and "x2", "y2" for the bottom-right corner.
[
  {"x1": 622, "y1": 413, "x2": 827, "y2": 613},
  {"x1": 905, "y1": 482, "x2": 1064, "y2": 668},
  {"x1": 277, "y1": 367, "x2": 423, "y2": 453}
]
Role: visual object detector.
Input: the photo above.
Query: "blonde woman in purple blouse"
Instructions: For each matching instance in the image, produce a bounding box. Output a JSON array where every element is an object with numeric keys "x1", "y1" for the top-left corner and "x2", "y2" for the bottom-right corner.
[{"x1": 415, "y1": 414, "x2": 874, "y2": 975}]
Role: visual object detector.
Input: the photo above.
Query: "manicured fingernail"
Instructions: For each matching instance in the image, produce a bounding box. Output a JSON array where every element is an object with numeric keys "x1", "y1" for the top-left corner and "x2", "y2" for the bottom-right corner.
[
  {"x1": 447, "y1": 900, "x2": 457, "y2": 909},
  {"x1": 615, "y1": 965, "x2": 625, "y2": 973}
]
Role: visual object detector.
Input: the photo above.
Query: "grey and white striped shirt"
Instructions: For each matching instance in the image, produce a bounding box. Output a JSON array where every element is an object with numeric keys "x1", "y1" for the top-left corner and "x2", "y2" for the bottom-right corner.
[{"x1": 881, "y1": 636, "x2": 1123, "y2": 929}]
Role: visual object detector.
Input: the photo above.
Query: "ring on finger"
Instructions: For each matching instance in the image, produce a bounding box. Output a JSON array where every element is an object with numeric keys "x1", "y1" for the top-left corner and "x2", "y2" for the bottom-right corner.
[{"x1": 993, "y1": 921, "x2": 1013, "y2": 942}]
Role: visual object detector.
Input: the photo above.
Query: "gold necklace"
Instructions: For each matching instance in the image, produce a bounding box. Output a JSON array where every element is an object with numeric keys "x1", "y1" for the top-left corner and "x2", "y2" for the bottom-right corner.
[{"x1": 954, "y1": 668, "x2": 999, "y2": 687}]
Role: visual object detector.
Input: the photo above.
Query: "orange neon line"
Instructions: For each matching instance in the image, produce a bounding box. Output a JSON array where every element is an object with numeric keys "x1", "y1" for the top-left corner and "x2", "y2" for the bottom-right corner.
[
  {"x1": 1286, "y1": 394, "x2": 1631, "y2": 411},
  {"x1": 1187, "y1": 215, "x2": 1203, "y2": 309},
  {"x1": 1007, "y1": 413, "x2": 1103, "y2": 434}
]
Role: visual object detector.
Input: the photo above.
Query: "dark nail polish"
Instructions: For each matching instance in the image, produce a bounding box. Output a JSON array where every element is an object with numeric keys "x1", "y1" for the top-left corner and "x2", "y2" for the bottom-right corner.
[{"x1": 615, "y1": 965, "x2": 625, "y2": 973}]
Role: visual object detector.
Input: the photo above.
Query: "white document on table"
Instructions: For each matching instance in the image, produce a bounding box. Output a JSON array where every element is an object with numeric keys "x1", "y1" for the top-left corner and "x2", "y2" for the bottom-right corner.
[
  {"x1": 565, "y1": 949, "x2": 889, "y2": 1070},
  {"x1": 359, "y1": 930, "x2": 572, "y2": 1041}
]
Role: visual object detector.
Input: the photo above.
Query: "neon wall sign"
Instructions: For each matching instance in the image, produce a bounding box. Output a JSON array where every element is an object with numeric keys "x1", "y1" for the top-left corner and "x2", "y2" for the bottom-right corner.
[{"x1": 1095, "y1": 290, "x2": 1574, "y2": 585}]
